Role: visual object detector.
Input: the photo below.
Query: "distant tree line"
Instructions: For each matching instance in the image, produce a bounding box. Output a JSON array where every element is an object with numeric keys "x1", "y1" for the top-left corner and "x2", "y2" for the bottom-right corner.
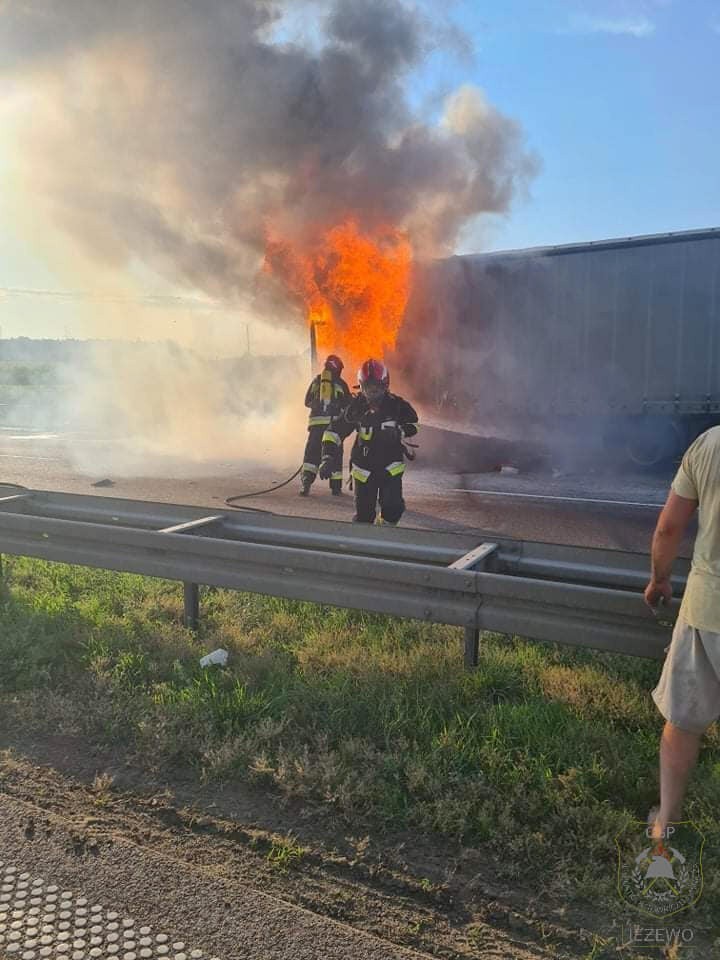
[
  {"x1": 0, "y1": 338, "x2": 307, "y2": 386},
  {"x1": 0, "y1": 361, "x2": 58, "y2": 386},
  {"x1": 0, "y1": 337, "x2": 91, "y2": 362}
]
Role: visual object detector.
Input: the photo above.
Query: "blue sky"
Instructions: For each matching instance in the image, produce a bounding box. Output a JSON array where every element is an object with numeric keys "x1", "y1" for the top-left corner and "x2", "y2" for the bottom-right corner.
[
  {"x1": 437, "y1": 0, "x2": 720, "y2": 250},
  {"x1": 1, "y1": 0, "x2": 718, "y2": 340}
]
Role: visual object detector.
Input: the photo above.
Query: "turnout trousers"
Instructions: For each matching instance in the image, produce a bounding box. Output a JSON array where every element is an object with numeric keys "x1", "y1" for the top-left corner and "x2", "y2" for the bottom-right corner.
[
  {"x1": 302, "y1": 426, "x2": 343, "y2": 492},
  {"x1": 353, "y1": 470, "x2": 405, "y2": 524}
]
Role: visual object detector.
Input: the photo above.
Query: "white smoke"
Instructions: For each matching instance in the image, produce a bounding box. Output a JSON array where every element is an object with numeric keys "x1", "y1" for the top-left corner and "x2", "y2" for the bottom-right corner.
[{"x1": 1, "y1": 0, "x2": 537, "y2": 475}]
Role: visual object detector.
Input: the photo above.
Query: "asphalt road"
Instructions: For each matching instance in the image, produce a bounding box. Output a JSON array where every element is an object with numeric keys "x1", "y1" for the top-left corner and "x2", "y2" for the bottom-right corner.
[
  {"x1": 0, "y1": 793, "x2": 433, "y2": 960},
  {"x1": 0, "y1": 426, "x2": 675, "y2": 553}
]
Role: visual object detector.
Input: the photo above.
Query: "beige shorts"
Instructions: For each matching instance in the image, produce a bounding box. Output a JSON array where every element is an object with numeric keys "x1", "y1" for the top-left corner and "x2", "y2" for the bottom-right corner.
[{"x1": 652, "y1": 616, "x2": 720, "y2": 733}]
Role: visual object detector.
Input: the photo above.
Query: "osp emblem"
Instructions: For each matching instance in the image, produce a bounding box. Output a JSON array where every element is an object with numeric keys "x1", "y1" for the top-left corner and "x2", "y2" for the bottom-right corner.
[{"x1": 615, "y1": 821, "x2": 705, "y2": 920}]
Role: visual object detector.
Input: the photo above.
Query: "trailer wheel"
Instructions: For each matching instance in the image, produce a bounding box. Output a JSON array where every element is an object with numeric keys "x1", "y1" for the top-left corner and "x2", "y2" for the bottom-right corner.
[{"x1": 624, "y1": 418, "x2": 683, "y2": 467}]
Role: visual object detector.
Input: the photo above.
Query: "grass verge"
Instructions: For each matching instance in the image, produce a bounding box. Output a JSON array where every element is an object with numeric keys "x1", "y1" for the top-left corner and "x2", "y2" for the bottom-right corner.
[{"x1": 1, "y1": 556, "x2": 718, "y2": 938}]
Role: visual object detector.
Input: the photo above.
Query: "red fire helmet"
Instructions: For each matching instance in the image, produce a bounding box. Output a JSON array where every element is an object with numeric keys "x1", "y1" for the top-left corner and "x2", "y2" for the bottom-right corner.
[
  {"x1": 324, "y1": 354, "x2": 344, "y2": 374},
  {"x1": 358, "y1": 358, "x2": 389, "y2": 391}
]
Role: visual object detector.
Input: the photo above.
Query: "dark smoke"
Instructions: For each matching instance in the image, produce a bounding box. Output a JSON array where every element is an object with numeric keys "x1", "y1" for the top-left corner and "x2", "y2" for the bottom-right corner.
[{"x1": 1, "y1": 0, "x2": 537, "y2": 305}]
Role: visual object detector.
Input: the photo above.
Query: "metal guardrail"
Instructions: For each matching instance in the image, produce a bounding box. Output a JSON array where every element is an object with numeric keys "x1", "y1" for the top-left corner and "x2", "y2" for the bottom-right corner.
[{"x1": 0, "y1": 486, "x2": 685, "y2": 666}]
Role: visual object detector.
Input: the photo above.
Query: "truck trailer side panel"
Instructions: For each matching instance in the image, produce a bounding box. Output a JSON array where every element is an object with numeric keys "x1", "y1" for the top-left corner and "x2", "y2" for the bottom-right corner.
[{"x1": 400, "y1": 229, "x2": 720, "y2": 430}]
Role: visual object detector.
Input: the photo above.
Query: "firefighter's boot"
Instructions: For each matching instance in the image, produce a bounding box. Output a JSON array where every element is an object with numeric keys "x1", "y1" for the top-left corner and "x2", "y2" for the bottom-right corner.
[{"x1": 330, "y1": 479, "x2": 343, "y2": 496}]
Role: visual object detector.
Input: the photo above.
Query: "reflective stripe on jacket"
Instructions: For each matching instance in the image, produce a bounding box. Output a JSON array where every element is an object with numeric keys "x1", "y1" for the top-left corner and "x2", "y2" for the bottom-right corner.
[{"x1": 351, "y1": 464, "x2": 372, "y2": 483}]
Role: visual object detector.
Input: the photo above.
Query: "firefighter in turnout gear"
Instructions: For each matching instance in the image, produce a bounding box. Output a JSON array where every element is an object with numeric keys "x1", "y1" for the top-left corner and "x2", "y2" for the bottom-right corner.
[
  {"x1": 300, "y1": 354, "x2": 350, "y2": 496},
  {"x1": 320, "y1": 358, "x2": 418, "y2": 524}
]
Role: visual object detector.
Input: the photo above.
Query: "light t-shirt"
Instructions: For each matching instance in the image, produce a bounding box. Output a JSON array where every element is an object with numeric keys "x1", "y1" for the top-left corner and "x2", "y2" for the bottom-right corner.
[{"x1": 672, "y1": 426, "x2": 720, "y2": 632}]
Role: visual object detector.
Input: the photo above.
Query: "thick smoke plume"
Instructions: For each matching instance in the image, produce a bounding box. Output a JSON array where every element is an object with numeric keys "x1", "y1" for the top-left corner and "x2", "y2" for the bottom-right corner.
[
  {"x1": 1, "y1": 0, "x2": 536, "y2": 474},
  {"x1": 2, "y1": 0, "x2": 535, "y2": 276}
]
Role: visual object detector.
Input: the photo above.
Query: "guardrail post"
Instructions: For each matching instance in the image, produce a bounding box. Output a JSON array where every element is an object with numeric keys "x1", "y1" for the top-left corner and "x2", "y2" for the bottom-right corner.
[
  {"x1": 183, "y1": 582, "x2": 200, "y2": 631},
  {"x1": 464, "y1": 626, "x2": 480, "y2": 669}
]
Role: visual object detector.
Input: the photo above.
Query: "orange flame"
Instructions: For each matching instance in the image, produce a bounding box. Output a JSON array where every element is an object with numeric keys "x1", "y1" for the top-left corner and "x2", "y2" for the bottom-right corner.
[{"x1": 265, "y1": 219, "x2": 412, "y2": 372}]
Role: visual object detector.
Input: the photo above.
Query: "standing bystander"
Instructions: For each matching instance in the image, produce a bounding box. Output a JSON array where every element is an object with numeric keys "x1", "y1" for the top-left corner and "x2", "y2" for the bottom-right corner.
[{"x1": 645, "y1": 426, "x2": 720, "y2": 837}]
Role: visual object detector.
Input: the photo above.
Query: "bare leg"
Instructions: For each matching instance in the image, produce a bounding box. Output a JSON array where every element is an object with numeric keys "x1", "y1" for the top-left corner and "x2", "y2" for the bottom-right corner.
[{"x1": 651, "y1": 722, "x2": 702, "y2": 838}]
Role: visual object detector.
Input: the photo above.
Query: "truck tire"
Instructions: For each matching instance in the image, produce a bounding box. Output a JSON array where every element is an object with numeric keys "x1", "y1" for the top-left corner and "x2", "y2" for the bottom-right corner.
[{"x1": 623, "y1": 417, "x2": 684, "y2": 468}]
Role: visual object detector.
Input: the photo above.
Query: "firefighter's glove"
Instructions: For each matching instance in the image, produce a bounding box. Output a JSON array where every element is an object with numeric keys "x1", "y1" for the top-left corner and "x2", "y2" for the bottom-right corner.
[
  {"x1": 319, "y1": 457, "x2": 334, "y2": 480},
  {"x1": 401, "y1": 423, "x2": 418, "y2": 438}
]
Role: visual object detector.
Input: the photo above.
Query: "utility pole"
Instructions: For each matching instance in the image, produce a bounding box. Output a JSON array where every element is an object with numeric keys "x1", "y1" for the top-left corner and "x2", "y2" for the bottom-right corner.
[{"x1": 309, "y1": 320, "x2": 318, "y2": 376}]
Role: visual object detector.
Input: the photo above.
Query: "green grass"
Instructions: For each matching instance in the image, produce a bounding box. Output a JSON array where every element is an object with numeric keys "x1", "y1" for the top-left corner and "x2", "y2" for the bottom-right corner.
[
  {"x1": 0, "y1": 361, "x2": 62, "y2": 424},
  {"x1": 266, "y1": 836, "x2": 306, "y2": 870},
  {"x1": 1, "y1": 556, "x2": 719, "y2": 936},
  {"x1": 0, "y1": 361, "x2": 58, "y2": 387}
]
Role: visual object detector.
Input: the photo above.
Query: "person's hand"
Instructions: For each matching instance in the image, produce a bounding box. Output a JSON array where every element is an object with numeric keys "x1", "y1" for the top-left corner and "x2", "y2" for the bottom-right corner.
[
  {"x1": 347, "y1": 395, "x2": 368, "y2": 419},
  {"x1": 644, "y1": 578, "x2": 672, "y2": 609},
  {"x1": 319, "y1": 457, "x2": 334, "y2": 480}
]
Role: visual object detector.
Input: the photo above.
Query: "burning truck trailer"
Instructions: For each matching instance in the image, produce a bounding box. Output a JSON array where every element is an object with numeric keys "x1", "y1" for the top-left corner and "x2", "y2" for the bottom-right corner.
[{"x1": 396, "y1": 226, "x2": 720, "y2": 471}]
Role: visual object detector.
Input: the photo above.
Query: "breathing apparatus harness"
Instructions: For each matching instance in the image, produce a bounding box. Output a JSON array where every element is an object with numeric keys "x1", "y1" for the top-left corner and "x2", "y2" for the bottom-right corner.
[{"x1": 226, "y1": 369, "x2": 336, "y2": 509}]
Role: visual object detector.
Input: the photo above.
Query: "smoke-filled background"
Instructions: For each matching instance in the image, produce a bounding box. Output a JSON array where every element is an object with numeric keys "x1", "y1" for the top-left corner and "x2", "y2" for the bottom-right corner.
[{"x1": 0, "y1": 0, "x2": 536, "y2": 474}]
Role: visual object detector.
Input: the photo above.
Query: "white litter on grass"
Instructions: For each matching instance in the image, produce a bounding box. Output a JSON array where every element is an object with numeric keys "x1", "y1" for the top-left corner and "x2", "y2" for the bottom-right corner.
[{"x1": 199, "y1": 649, "x2": 228, "y2": 668}]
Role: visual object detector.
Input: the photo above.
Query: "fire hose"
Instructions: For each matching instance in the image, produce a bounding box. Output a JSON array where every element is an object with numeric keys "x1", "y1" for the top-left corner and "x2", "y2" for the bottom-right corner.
[
  {"x1": 403, "y1": 441, "x2": 418, "y2": 460},
  {"x1": 225, "y1": 440, "x2": 418, "y2": 508},
  {"x1": 225, "y1": 466, "x2": 302, "y2": 510}
]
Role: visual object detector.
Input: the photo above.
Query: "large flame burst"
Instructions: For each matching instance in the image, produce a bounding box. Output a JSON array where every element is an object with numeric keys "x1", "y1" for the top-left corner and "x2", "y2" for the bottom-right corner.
[{"x1": 266, "y1": 220, "x2": 412, "y2": 371}]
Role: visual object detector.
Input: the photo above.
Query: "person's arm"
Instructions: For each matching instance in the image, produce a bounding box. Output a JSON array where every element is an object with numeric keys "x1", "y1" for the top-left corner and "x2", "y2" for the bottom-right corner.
[
  {"x1": 644, "y1": 491, "x2": 698, "y2": 608},
  {"x1": 304, "y1": 378, "x2": 317, "y2": 408},
  {"x1": 396, "y1": 398, "x2": 419, "y2": 437},
  {"x1": 343, "y1": 393, "x2": 367, "y2": 426},
  {"x1": 321, "y1": 401, "x2": 359, "y2": 467}
]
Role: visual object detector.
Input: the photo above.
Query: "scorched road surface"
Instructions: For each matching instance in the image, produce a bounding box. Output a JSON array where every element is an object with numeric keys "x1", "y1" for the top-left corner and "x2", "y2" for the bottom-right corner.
[{"x1": 0, "y1": 427, "x2": 676, "y2": 553}]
